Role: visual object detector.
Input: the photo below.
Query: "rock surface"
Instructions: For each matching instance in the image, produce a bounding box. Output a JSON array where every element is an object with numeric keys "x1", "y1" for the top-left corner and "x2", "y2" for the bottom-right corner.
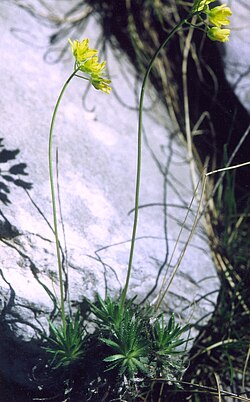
[
  {"x1": 224, "y1": 0, "x2": 250, "y2": 112},
  {"x1": 0, "y1": 0, "x2": 221, "y2": 389}
]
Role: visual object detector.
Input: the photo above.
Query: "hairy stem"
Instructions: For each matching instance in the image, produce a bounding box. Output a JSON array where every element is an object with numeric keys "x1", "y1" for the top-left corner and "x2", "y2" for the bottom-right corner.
[
  {"x1": 120, "y1": 16, "x2": 190, "y2": 310},
  {"x1": 49, "y1": 68, "x2": 79, "y2": 329}
]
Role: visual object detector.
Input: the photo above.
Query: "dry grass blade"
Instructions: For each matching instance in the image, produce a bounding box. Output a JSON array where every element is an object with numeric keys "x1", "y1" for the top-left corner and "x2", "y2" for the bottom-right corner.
[{"x1": 242, "y1": 346, "x2": 250, "y2": 395}]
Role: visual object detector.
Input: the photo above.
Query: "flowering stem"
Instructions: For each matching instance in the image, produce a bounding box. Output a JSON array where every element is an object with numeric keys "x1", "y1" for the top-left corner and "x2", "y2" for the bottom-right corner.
[
  {"x1": 120, "y1": 16, "x2": 191, "y2": 310},
  {"x1": 49, "y1": 68, "x2": 79, "y2": 330}
]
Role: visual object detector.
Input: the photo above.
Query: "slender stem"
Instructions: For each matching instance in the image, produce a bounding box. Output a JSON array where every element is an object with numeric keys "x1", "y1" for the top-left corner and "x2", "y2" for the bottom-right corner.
[
  {"x1": 155, "y1": 175, "x2": 205, "y2": 310},
  {"x1": 48, "y1": 68, "x2": 79, "y2": 329},
  {"x1": 120, "y1": 17, "x2": 191, "y2": 309}
]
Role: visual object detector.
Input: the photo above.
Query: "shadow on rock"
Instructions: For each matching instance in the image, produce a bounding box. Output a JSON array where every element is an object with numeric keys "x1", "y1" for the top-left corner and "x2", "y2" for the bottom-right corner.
[{"x1": 0, "y1": 137, "x2": 32, "y2": 205}]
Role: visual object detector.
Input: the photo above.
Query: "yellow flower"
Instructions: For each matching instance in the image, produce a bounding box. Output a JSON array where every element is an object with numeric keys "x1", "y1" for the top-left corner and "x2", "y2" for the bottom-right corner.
[
  {"x1": 91, "y1": 77, "x2": 112, "y2": 94},
  {"x1": 207, "y1": 27, "x2": 230, "y2": 42},
  {"x1": 69, "y1": 38, "x2": 112, "y2": 94},
  {"x1": 192, "y1": 0, "x2": 215, "y2": 13},
  {"x1": 68, "y1": 38, "x2": 97, "y2": 64},
  {"x1": 82, "y1": 57, "x2": 106, "y2": 76},
  {"x1": 207, "y1": 4, "x2": 232, "y2": 27},
  {"x1": 192, "y1": 0, "x2": 232, "y2": 43}
]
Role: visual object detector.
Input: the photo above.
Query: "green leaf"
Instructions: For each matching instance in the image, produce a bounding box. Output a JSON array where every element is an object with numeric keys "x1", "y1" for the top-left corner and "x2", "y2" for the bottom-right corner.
[
  {"x1": 44, "y1": 313, "x2": 85, "y2": 369},
  {"x1": 104, "y1": 354, "x2": 125, "y2": 362}
]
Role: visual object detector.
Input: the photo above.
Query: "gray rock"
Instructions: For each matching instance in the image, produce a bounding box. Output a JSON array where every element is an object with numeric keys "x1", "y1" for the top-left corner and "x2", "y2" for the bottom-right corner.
[
  {"x1": 0, "y1": 0, "x2": 219, "y2": 388},
  {"x1": 224, "y1": 0, "x2": 250, "y2": 112}
]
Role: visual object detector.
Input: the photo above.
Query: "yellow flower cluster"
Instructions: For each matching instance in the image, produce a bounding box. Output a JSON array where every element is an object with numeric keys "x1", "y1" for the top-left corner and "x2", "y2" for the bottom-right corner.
[
  {"x1": 69, "y1": 38, "x2": 111, "y2": 94},
  {"x1": 192, "y1": 0, "x2": 232, "y2": 42},
  {"x1": 193, "y1": 0, "x2": 215, "y2": 13}
]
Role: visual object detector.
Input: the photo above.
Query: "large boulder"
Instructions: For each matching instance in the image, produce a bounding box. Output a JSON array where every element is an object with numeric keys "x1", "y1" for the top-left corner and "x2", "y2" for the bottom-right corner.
[{"x1": 0, "y1": 0, "x2": 219, "y2": 390}]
